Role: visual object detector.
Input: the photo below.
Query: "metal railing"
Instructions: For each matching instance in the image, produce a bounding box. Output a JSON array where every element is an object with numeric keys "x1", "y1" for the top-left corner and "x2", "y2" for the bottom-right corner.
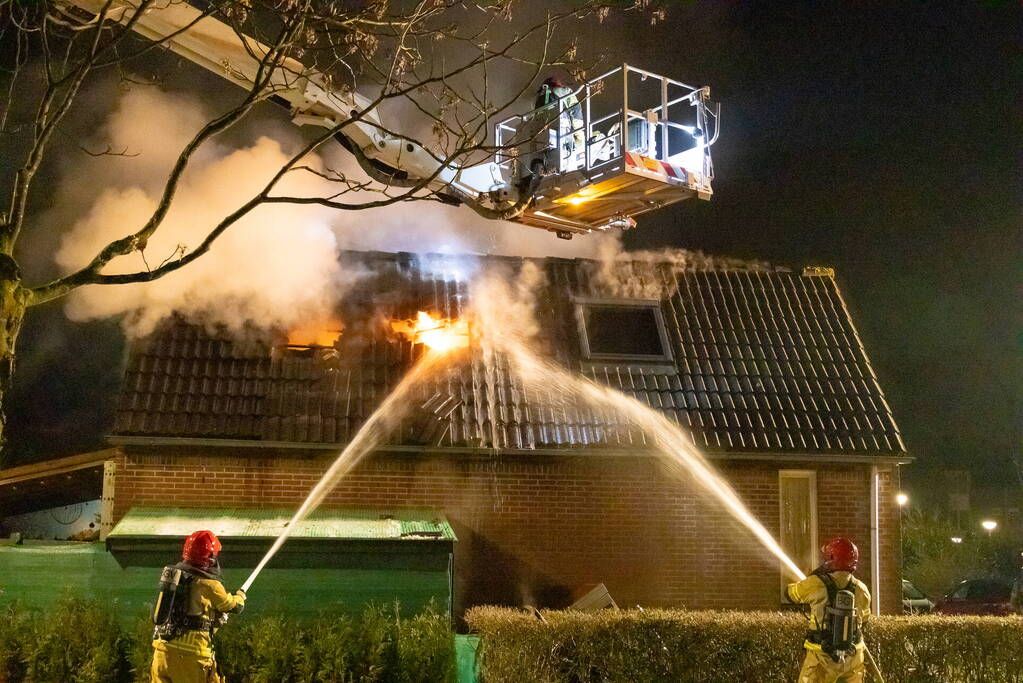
[{"x1": 495, "y1": 64, "x2": 719, "y2": 184}]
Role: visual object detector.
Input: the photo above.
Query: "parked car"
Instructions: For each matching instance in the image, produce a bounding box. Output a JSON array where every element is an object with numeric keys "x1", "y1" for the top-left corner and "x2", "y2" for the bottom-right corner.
[
  {"x1": 902, "y1": 579, "x2": 934, "y2": 614},
  {"x1": 934, "y1": 579, "x2": 1013, "y2": 616}
]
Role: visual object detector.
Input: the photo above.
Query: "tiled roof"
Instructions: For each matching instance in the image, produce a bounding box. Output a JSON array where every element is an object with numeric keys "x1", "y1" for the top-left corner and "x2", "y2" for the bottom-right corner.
[{"x1": 112, "y1": 251, "x2": 906, "y2": 457}]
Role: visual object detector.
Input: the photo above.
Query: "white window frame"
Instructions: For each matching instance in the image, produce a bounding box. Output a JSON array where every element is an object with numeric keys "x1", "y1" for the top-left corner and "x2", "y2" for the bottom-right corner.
[{"x1": 779, "y1": 469, "x2": 819, "y2": 582}]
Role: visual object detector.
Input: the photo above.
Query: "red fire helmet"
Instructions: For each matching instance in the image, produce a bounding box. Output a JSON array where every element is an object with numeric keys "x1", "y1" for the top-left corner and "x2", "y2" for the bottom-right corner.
[
  {"x1": 182, "y1": 530, "x2": 222, "y2": 568},
  {"x1": 821, "y1": 537, "x2": 859, "y2": 572}
]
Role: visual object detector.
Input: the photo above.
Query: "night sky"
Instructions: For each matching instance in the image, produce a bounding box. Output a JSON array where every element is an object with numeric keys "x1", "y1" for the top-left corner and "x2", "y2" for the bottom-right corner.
[
  {"x1": 5, "y1": 2, "x2": 1020, "y2": 503},
  {"x1": 615, "y1": 1, "x2": 1020, "y2": 500}
]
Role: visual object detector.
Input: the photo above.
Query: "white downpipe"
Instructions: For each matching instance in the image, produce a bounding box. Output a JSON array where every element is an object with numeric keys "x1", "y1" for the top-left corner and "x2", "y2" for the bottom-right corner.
[{"x1": 869, "y1": 465, "x2": 881, "y2": 616}]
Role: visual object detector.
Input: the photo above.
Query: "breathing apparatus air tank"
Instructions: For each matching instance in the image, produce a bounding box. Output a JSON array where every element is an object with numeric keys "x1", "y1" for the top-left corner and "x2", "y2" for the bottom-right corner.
[
  {"x1": 825, "y1": 587, "x2": 858, "y2": 661},
  {"x1": 153, "y1": 566, "x2": 184, "y2": 626}
]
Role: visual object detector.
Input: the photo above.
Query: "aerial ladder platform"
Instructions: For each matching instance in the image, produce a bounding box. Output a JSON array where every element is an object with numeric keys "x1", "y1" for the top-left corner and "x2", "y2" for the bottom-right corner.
[{"x1": 60, "y1": 0, "x2": 720, "y2": 238}]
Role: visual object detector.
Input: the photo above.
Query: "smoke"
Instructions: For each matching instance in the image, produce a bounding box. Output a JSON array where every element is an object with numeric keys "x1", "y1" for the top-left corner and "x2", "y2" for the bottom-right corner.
[
  {"x1": 53, "y1": 96, "x2": 350, "y2": 336},
  {"x1": 50, "y1": 87, "x2": 604, "y2": 337},
  {"x1": 50, "y1": 83, "x2": 772, "y2": 339},
  {"x1": 588, "y1": 232, "x2": 778, "y2": 300},
  {"x1": 470, "y1": 259, "x2": 546, "y2": 351}
]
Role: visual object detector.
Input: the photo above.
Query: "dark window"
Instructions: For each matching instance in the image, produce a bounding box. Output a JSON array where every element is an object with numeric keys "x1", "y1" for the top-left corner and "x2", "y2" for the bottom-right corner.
[{"x1": 579, "y1": 302, "x2": 669, "y2": 360}]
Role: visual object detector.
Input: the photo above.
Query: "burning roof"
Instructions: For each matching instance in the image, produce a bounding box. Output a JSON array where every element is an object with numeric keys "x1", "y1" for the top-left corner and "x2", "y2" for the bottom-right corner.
[{"x1": 111, "y1": 251, "x2": 905, "y2": 457}]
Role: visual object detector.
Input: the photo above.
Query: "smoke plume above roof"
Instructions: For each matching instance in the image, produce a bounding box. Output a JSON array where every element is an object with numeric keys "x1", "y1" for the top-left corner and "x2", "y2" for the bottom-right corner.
[{"x1": 52, "y1": 87, "x2": 605, "y2": 337}]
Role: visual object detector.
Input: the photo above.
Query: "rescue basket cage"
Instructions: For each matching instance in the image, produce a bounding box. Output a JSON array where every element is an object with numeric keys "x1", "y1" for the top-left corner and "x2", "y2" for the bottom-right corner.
[{"x1": 495, "y1": 64, "x2": 720, "y2": 232}]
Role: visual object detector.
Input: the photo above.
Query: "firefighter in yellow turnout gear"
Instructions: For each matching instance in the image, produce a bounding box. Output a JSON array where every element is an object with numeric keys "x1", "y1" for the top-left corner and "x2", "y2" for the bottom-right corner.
[
  {"x1": 786, "y1": 538, "x2": 871, "y2": 683},
  {"x1": 151, "y1": 530, "x2": 246, "y2": 683}
]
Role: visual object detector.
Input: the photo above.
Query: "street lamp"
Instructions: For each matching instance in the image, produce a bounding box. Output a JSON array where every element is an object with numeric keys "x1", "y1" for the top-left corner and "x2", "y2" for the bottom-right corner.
[
  {"x1": 896, "y1": 493, "x2": 908, "y2": 507},
  {"x1": 981, "y1": 520, "x2": 998, "y2": 536},
  {"x1": 951, "y1": 536, "x2": 963, "y2": 544}
]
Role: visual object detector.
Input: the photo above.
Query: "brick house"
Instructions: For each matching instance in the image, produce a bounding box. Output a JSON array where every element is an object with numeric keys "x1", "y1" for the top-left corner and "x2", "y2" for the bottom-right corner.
[{"x1": 103, "y1": 251, "x2": 909, "y2": 616}]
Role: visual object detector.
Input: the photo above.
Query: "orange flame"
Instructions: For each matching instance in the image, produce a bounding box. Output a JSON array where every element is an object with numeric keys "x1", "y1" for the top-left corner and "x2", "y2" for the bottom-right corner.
[
  {"x1": 390, "y1": 311, "x2": 469, "y2": 353},
  {"x1": 287, "y1": 319, "x2": 343, "y2": 347}
]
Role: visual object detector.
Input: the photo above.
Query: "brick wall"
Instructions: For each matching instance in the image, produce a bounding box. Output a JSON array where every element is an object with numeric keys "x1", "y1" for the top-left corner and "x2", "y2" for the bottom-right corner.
[
  {"x1": 877, "y1": 464, "x2": 903, "y2": 615},
  {"x1": 111, "y1": 447, "x2": 902, "y2": 615}
]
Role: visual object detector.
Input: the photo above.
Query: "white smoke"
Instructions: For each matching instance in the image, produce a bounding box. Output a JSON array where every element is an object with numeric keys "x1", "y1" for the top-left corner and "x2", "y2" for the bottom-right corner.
[
  {"x1": 589, "y1": 232, "x2": 777, "y2": 299},
  {"x1": 53, "y1": 94, "x2": 348, "y2": 336},
  {"x1": 52, "y1": 87, "x2": 603, "y2": 337}
]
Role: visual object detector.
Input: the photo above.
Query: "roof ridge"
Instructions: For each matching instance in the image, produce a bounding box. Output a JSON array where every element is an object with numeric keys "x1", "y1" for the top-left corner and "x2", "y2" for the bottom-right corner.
[{"x1": 337, "y1": 248, "x2": 788, "y2": 274}]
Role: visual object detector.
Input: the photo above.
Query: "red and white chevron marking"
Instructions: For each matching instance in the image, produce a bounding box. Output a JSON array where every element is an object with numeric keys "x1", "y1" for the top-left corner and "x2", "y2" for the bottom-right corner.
[{"x1": 625, "y1": 152, "x2": 691, "y2": 183}]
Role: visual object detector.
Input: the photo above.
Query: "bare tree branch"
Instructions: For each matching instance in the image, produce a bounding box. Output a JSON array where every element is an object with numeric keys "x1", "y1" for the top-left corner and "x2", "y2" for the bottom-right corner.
[
  {"x1": 13, "y1": 0, "x2": 659, "y2": 305},
  {"x1": 0, "y1": 0, "x2": 667, "y2": 455},
  {"x1": 3, "y1": 0, "x2": 135, "y2": 251},
  {"x1": 78, "y1": 143, "x2": 139, "y2": 157}
]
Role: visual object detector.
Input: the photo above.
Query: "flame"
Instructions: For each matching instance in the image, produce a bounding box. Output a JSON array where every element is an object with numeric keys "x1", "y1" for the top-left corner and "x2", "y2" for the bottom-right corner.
[
  {"x1": 390, "y1": 311, "x2": 469, "y2": 353},
  {"x1": 287, "y1": 319, "x2": 343, "y2": 347}
]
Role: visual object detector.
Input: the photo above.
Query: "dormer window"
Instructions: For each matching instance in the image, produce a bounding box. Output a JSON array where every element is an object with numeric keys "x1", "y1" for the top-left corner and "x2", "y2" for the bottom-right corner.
[{"x1": 576, "y1": 298, "x2": 672, "y2": 362}]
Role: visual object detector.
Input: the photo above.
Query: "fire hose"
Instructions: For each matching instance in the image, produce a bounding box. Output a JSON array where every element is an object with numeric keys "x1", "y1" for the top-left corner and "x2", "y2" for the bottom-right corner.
[{"x1": 864, "y1": 645, "x2": 886, "y2": 683}]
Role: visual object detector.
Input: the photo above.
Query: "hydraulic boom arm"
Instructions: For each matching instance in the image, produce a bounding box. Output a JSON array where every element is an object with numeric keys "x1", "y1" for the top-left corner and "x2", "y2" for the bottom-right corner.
[{"x1": 60, "y1": 0, "x2": 719, "y2": 237}]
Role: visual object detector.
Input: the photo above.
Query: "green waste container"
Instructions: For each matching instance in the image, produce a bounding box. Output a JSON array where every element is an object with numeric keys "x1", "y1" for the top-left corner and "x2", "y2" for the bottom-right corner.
[{"x1": 455, "y1": 634, "x2": 480, "y2": 683}]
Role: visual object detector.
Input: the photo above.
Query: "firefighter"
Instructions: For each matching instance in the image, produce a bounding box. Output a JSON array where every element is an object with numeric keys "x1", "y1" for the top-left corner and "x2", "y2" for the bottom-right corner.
[
  {"x1": 534, "y1": 75, "x2": 584, "y2": 170},
  {"x1": 151, "y1": 530, "x2": 246, "y2": 683},
  {"x1": 786, "y1": 537, "x2": 871, "y2": 683}
]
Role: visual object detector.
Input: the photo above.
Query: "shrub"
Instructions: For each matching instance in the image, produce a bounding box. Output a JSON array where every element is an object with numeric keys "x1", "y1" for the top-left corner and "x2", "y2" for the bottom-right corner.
[
  {"x1": 466, "y1": 607, "x2": 1023, "y2": 683},
  {"x1": 396, "y1": 603, "x2": 457, "y2": 683},
  {"x1": 124, "y1": 615, "x2": 156, "y2": 683},
  {"x1": 292, "y1": 614, "x2": 360, "y2": 681},
  {"x1": 343, "y1": 603, "x2": 400, "y2": 681},
  {"x1": 0, "y1": 600, "x2": 454, "y2": 683},
  {"x1": 216, "y1": 604, "x2": 455, "y2": 683},
  {"x1": 22, "y1": 596, "x2": 125, "y2": 683},
  {"x1": 220, "y1": 614, "x2": 302, "y2": 682},
  {"x1": 0, "y1": 603, "x2": 36, "y2": 683},
  {"x1": 869, "y1": 616, "x2": 1023, "y2": 683}
]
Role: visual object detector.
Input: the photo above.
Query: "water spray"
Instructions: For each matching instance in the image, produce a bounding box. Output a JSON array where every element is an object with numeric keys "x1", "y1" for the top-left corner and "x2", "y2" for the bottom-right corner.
[
  {"x1": 240, "y1": 350, "x2": 448, "y2": 593},
  {"x1": 501, "y1": 339, "x2": 892, "y2": 681},
  {"x1": 234, "y1": 298, "x2": 884, "y2": 680},
  {"x1": 503, "y1": 339, "x2": 806, "y2": 580}
]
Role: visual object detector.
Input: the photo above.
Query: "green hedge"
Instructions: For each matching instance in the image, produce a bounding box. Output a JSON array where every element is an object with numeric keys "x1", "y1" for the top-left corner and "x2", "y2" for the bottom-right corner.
[
  {"x1": 0, "y1": 597, "x2": 455, "y2": 683},
  {"x1": 465, "y1": 607, "x2": 1023, "y2": 683}
]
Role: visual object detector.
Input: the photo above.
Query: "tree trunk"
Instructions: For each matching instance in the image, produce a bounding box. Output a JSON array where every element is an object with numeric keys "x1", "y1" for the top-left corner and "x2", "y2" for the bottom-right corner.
[{"x1": 0, "y1": 254, "x2": 27, "y2": 464}]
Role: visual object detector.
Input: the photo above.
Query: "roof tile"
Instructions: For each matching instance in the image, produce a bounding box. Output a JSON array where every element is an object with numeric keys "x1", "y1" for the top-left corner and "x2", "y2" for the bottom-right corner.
[{"x1": 112, "y1": 252, "x2": 905, "y2": 457}]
